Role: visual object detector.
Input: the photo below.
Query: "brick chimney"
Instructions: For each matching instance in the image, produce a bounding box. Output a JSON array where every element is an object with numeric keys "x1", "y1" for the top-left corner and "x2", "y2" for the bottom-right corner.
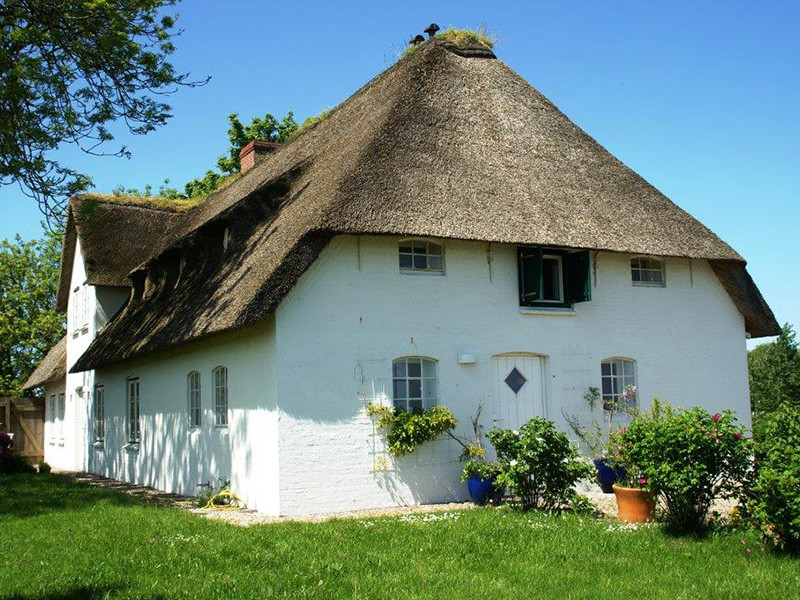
[{"x1": 239, "y1": 140, "x2": 282, "y2": 173}]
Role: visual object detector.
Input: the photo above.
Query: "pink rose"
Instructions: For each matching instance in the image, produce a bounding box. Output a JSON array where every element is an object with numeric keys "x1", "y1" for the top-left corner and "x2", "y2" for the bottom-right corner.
[
  {"x1": 734, "y1": 433, "x2": 743, "y2": 441},
  {"x1": 712, "y1": 413, "x2": 721, "y2": 422},
  {"x1": 640, "y1": 477, "x2": 647, "y2": 486}
]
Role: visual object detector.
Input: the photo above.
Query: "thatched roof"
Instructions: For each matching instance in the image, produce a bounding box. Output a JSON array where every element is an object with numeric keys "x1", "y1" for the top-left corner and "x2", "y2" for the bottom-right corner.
[
  {"x1": 56, "y1": 195, "x2": 192, "y2": 311},
  {"x1": 23, "y1": 335, "x2": 67, "y2": 390},
  {"x1": 72, "y1": 39, "x2": 778, "y2": 372}
]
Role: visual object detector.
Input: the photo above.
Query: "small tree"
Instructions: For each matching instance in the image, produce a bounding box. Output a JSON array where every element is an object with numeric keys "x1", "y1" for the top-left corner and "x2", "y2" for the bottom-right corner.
[
  {"x1": 0, "y1": 231, "x2": 65, "y2": 396},
  {"x1": 748, "y1": 323, "x2": 800, "y2": 439}
]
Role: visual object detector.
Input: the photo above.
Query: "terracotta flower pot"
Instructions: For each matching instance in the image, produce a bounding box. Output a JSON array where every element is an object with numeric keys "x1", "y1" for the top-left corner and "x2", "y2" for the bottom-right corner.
[{"x1": 612, "y1": 484, "x2": 655, "y2": 523}]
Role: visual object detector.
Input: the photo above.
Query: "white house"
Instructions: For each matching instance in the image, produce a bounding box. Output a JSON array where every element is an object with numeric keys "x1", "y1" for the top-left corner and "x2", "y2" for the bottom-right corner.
[{"x1": 24, "y1": 37, "x2": 778, "y2": 516}]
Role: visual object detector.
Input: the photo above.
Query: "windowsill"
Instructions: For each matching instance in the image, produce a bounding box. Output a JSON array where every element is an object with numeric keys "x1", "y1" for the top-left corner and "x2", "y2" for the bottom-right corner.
[
  {"x1": 124, "y1": 442, "x2": 140, "y2": 452},
  {"x1": 632, "y1": 283, "x2": 666, "y2": 288},
  {"x1": 92, "y1": 440, "x2": 104, "y2": 449},
  {"x1": 399, "y1": 269, "x2": 445, "y2": 276},
  {"x1": 519, "y1": 306, "x2": 576, "y2": 316},
  {"x1": 214, "y1": 425, "x2": 229, "y2": 430}
]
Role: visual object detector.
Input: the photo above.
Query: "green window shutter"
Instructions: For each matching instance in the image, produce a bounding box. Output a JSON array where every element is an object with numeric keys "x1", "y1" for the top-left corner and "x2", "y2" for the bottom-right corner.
[
  {"x1": 565, "y1": 249, "x2": 592, "y2": 304},
  {"x1": 518, "y1": 247, "x2": 543, "y2": 305}
]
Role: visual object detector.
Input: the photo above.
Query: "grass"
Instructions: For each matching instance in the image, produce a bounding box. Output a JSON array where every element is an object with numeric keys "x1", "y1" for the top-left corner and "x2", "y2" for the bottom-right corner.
[
  {"x1": 402, "y1": 27, "x2": 496, "y2": 59},
  {"x1": 1, "y1": 475, "x2": 798, "y2": 599},
  {"x1": 78, "y1": 193, "x2": 203, "y2": 212}
]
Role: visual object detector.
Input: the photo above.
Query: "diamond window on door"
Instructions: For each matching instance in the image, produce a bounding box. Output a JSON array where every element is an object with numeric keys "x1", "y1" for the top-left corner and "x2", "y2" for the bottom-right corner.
[{"x1": 504, "y1": 367, "x2": 527, "y2": 394}]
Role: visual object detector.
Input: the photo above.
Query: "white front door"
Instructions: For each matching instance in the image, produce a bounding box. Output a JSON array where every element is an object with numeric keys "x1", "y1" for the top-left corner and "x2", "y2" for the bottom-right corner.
[{"x1": 492, "y1": 353, "x2": 546, "y2": 429}]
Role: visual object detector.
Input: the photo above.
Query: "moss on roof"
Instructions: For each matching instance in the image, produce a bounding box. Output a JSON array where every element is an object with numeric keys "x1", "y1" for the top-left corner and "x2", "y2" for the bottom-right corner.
[
  {"x1": 402, "y1": 27, "x2": 495, "y2": 59},
  {"x1": 79, "y1": 193, "x2": 203, "y2": 212}
]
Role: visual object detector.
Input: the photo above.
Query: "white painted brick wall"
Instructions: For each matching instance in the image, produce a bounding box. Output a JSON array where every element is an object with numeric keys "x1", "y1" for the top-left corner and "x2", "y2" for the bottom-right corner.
[{"x1": 274, "y1": 235, "x2": 750, "y2": 516}]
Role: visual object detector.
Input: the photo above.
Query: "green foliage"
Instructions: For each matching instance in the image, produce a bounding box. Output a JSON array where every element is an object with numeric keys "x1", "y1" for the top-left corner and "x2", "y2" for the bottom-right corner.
[
  {"x1": 487, "y1": 417, "x2": 592, "y2": 510},
  {"x1": 562, "y1": 385, "x2": 635, "y2": 459},
  {"x1": 460, "y1": 459, "x2": 500, "y2": 483},
  {"x1": 37, "y1": 461, "x2": 52, "y2": 474},
  {"x1": 0, "y1": 231, "x2": 65, "y2": 396},
  {"x1": 748, "y1": 323, "x2": 800, "y2": 440},
  {"x1": 609, "y1": 400, "x2": 752, "y2": 532},
  {"x1": 292, "y1": 109, "x2": 333, "y2": 138},
  {"x1": 366, "y1": 403, "x2": 457, "y2": 457},
  {"x1": 746, "y1": 404, "x2": 800, "y2": 552},
  {"x1": 216, "y1": 112, "x2": 298, "y2": 175},
  {"x1": 0, "y1": 0, "x2": 206, "y2": 220}
]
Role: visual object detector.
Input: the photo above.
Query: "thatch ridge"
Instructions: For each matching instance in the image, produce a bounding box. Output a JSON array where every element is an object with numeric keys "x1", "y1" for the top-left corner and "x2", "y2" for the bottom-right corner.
[
  {"x1": 71, "y1": 41, "x2": 777, "y2": 372},
  {"x1": 23, "y1": 335, "x2": 67, "y2": 390}
]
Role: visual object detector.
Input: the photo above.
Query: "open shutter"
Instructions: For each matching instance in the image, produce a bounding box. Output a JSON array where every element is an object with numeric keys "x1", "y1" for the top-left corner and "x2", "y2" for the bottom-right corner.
[
  {"x1": 518, "y1": 247, "x2": 543, "y2": 305},
  {"x1": 565, "y1": 250, "x2": 592, "y2": 304}
]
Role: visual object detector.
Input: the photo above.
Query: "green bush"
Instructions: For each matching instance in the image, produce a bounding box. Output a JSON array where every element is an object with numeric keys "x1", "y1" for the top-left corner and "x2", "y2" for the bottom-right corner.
[
  {"x1": 747, "y1": 404, "x2": 800, "y2": 552},
  {"x1": 0, "y1": 431, "x2": 35, "y2": 474},
  {"x1": 460, "y1": 459, "x2": 500, "y2": 483},
  {"x1": 366, "y1": 403, "x2": 457, "y2": 458},
  {"x1": 609, "y1": 400, "x2": 751, "y2": 532},
  {"x1": 487, "y1": 417, "x2": 592, "y2": 510}
]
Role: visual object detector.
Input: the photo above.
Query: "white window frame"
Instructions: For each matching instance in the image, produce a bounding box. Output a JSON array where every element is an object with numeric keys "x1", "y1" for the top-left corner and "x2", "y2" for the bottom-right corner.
[
  {"x1": 538, "y1": 254, "x2": 565, "y2": 304},
  {"x1": 392, "y1": 357, "x2": 438, "y2": 412},
  {"x1": 600, "y1": 357, "x2": 637, "y2": 412},
  {"x1": 398, "y1": 239, "x2": 445, "y2": 274},
  {"x1": 57, "y1": 393, "x2": 65, "y2": 441},
  {"x1": 631, "y1": 256, "x2": 666, "y2": 287},
  {"x1": 213, "y1": 366, "x2": 228, "y2": 427},
  {"x1": 94, "y1": 385, "x2": 105, "y2": 443},
  {"x1": 188, "y1": 371, "x2": 201, "y2": 429},
  {"x1": 48, "y1": 395, "x2": 56, "y2": 441},
  {"x1": 127, "y1": 377, "x2": 140, "y2": 443}
]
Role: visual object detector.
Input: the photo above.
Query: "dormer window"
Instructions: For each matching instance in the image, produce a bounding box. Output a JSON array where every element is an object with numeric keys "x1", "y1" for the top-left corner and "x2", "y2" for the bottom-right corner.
[
  {"x1": 631, "y1": 256, "x2": 665, "y2": 287},
  {"x1": 222, "y1": 227, "x2": 231, "y2": 252},
  {"x1": 399, "y1": 240, "x2": 443, "y2": 273},
  {"x1": 518, "y1": 247, "x2": 591, "y2": 308}
]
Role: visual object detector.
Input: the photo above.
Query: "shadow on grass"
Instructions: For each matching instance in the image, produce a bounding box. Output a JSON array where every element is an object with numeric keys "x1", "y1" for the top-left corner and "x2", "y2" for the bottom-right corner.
[
  {"x1": 3, "y1": 584, "x2": 142, "y2": 600},
  {"x1": 0, "y1": 474, "x2": 143, "y2": 519}
]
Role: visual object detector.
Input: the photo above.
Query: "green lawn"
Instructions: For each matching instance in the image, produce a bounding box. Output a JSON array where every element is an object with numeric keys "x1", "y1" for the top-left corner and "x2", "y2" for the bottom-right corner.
[{"x1": 1, "y1": 475, "x2": 798, "y2": 599}]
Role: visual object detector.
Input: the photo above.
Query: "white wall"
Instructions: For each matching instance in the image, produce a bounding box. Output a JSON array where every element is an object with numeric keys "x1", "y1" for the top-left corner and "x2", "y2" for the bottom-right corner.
[
  {"x1": 91, "y1": 320, "x2": 280, "y2": 515},
  {"x1": 274, "y1": 235, "x2": 750, "y2": 516}
]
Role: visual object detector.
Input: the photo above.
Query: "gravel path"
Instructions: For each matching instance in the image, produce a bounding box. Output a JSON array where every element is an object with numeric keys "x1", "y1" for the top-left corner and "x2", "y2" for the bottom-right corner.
[{"x1": 64, "y1": 471, "x2": 738, "y2": 527}]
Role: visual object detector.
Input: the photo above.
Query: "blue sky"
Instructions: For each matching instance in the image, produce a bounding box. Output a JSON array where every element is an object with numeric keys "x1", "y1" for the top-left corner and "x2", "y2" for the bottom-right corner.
[{"x1": 2, "y1": 1, "x2": 797, "y2": 343}]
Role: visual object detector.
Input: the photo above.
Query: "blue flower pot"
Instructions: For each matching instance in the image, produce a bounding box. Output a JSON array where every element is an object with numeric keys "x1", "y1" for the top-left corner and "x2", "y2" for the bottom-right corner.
[
  {"x1": 594, "y1": 459, "x2": 626, "y2": 494},
  {"x1": 467, "y1": 476, "x2": 498, "y2": 505}
]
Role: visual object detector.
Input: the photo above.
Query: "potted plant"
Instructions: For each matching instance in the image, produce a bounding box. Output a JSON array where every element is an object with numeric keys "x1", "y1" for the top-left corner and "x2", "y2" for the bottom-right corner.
[
  {"x1": 563, "y1": 386, "x2": 634, "y2": 493},
  {"x1": 461, "y1": 458, "x2": 501, "y2": 505},
  {"x1": 448, "y1": 401, "x2": 502, "y2": 505}
]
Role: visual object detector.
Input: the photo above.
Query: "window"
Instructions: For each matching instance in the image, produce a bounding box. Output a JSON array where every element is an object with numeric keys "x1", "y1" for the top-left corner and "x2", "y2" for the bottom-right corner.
[
  {"x1": 601, "y1": 358, "x2": 637, "y2": 411},
  {"x1": 188, "y1": 371, "x2": 201, "y2": 429},
  {"x1": 71, "y1": 282, "x2": 90, "y2": 333},
  {"x1": 48, "y1": 395, "x2": 56, "y2": 440},
  {"x1": 399, "y1": 240, "x2": 444, "y2": 273},
  {"x1": 518, "y1": 247, "x2": 591, "y2": 308},
  {"x1": 392, "y1": 357, "x2": 438, "y2": 412},
  {"x1": 213, "y1": 367, "x2": 228, "y2": 427},
  {"x1": 631, "y1": 257, "x2": 665, "y2": 286},
  {"x1": 57, "y1": 393, "x2": 65, "y2": 439},
  {"x1": 94, "y1": 386, "x2": 105, "y2": 443},
  {"x1": 127, "y1": 378, "x2": 140, "y2": 443}
]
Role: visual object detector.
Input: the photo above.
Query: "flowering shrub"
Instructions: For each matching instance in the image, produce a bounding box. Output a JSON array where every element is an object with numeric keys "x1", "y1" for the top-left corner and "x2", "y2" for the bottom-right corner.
[
  {"x1": 747, "y1": 404, "x2": 800, "y2": 552},
  {"x1": 0, "y1": 431, "x2": 35, "y2": 474},
  {"x1": 366, "y1": 403, "x2": 457, "y2": 458},
  {"x1": 608, "y1": 399, "x2": 751, "y2": 531},
  {"x1": 487, "y1": 417, "x2": 592, "y2": 510}
]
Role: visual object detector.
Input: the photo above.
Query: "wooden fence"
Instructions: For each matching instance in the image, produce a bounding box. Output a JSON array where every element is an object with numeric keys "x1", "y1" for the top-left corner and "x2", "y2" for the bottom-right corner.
[{"x1": 0, "y1": 397, "x2": 45, "y2": 464}]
